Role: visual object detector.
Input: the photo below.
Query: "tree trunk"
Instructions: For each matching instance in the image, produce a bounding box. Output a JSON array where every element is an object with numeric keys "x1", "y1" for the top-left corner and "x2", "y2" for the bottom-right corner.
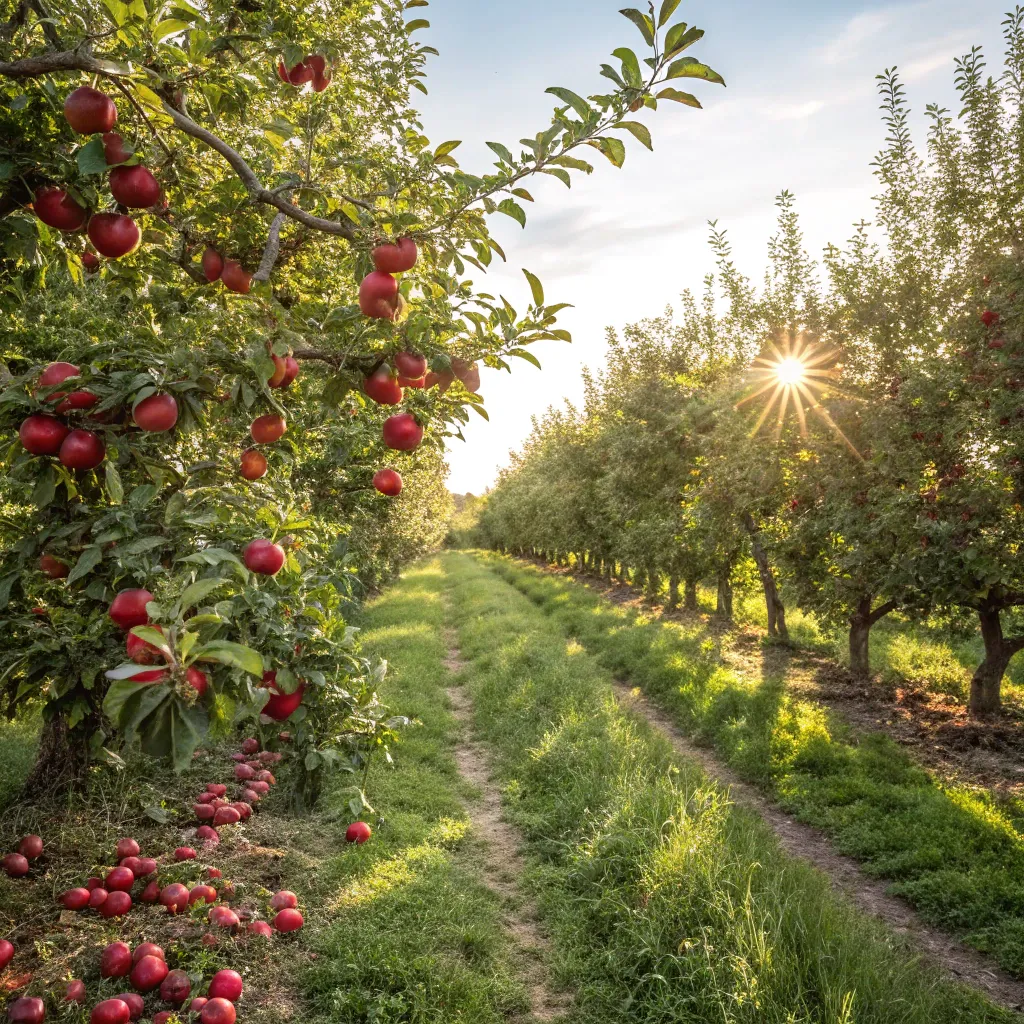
[
  {"x1": 970, "y1": 604, "x2": 1024, "y2": 716},
  {"x1": 667, "y1": 573, "x2": 680, "y2": 610},
  {"x1": 646, "y1": 567, "x2": 660, "y2": 599},
  {"x1": 741, "y1": 512, "x2": 789, "y2": 641},
  {"x1": 22, "y1": 712, "x2": 92, "y2": 800},
  {"x1": 848, "y1": 596, "x2": 897, "y2": 679},
  {"x1": 684, "y1": 577, "x2": 698, "y2": 612},
  {"x1": 716, "y1": 571, "x2": 733, "y2": 619}
]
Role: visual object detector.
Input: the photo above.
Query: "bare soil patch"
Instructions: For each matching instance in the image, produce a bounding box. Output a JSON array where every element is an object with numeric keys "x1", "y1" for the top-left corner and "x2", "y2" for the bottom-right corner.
[{"x1": 442, "y1": 628, "x2": 571, "y2": 1022}]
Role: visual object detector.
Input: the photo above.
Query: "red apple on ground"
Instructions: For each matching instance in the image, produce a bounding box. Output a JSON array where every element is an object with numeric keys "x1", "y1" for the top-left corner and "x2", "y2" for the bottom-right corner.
[
  {"x1": 358, "y1": 270, "x2": 399, "y2": 318},
  {"x1": 189, "y1": 884, "x2": 217, "y2": 905},
  {"x1": 247, "y1": 921, "x2": 273, "y2": 938},
  {"x1": 243, "y1": 538, "x2": 286, "y2": 575},
  {"x1": 110, "y1": 592, "x2": 153, "y2": 631},
  {"x1": 62, "y1": 887, "x2": 91, "y2": 910},
  {"x1": 213, "y1": 806, "x2": 240, "y2": 826},
  {"x1": 273, "y1": 907, "x2": 303, "y2": 932},
  {"x1": 129, "y1": 955, "x2": 168, "y2": 992},
  {"x1": 102, "y1": 132, "x2": 131, "y2": 165},
  {"x1": 372, "y1": 238, "x2": 418, "y2": 274},
  {"x1": 209, "y1": 906, "x2": 240, "y2": 930},
  {"x1": 159, "y1": 882, "x2": 189, "y2": 914},
  {"x1": 208, "y1": 971, "x2": 243, "y2": 1002},
  {"x1": 382, "y1": 413, "x2": 423, "y2": 451},
  {"x1": 200, "y1": 998, "x2": 236, "y2": 1024},
  {"x1": 981, "y1": 309, "x2": 1000, "y2": 327},
  {"x1": 189, "y1": 1000, "x2": 208, "y2": 1015},
  {"x1": 221, "y1": 260, "x2": 252, "y2": 294},
  {"x1": 364, "y1": 368, "x2": 403, "y2": 405},
  {"x1": 64, "y1": 86, "x2": 117, "y2": 133},
  {"x1": 3, "y1": 854, "x2": 28, "y2": 877},
  {"x1": 346, "y1": 821, "x2": 372, "y2": 844},
  {"x1": 99, "y1": 890, "x2": 132, "y2": 917},
  {"x1": 113, "y1": 994, "x2": 143, "y2": 1021},
  {"x1": 132, "y1": 944, "x2": 164, "y2": 965},
  {"x1": 17, "y1": 835, "x2": 42, "y2": 860},
  {"x1": 19, "y1": 415, "x2": 69, "y2": 456},
  {"x1": 66, "y1": 981, "x2": 87, "y2": 1004},
  {"x1": 202, "y1": 247, "x2": 223, "y2": 282},
  {"x1": 88, "y1": 887, "x2": 109, "y2": 908},
  {"x1": 270, "y1": 890, "x2": 298, "y2": 911},
  {"x1": 159, "y1": 970, "x2": 191, "y2": 1006},
  {"x1": 8, "y1": 1000, "x2": 44, "y2": 1024},
  {"x1": 0, "y1": 941, "x2": 13, "y2": 970},
  {"x1": 242, "y1": 737, "x2": 259, "y2": 754},
  {"x1": 133, "y1": 393, "x2": 178, "y2": 432},
  {"x1": 59, "y1": 428, "x2": 105, "y2": 470},
  {"x1": 251, "y1": 414, "x2": 286, "y2": 444},
  {"x1": 100, "y1": 942, "x2": 133, "y2": 978},
  {"x1": 373, "y1": 468, "x2": 403, "y2": 496},
  {"x1": 109, "y1": 165, "x2": 161, "y2": 208},
  {"x1": 105, "y1": 866, "x2": 134, "y2": 892},
  {"x1": 34, "y1": 186, "x2": 88, "y2": 231},
  {"x1": 88, "y1": 213, "x2": 139, "y2": 259},
  {"x1": 174, "y1": 846, "x2": 196, "y2": 861},
  {"x1": 139, "y1": 880, "x2": 160, "y2": 903}
]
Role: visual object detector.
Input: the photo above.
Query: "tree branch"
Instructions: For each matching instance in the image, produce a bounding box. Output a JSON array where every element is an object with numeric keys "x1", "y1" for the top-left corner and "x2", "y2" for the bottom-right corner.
[
  {"x1": 868, "y1": 598, "x2": 899, "y2": 626},
  {"x1": 0, "y1": 0, "x2": 29, "y2": 42},
  {"x1": 27, "y1": 0, "x2": 61, "y2": 50},
  {"x1": 253, "y1": 211, "x2": 287, "y2": 283},
  {"x1": 0, "y1": 47, "x2": 125, "y2": 78}
]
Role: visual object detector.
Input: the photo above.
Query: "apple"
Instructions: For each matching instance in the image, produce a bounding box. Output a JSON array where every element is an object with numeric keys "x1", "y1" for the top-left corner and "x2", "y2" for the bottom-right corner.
[
  {"x1": 88, "y1": 887, "x2": 109, "y2": 908},
  {"x1": 34, "y1": 186, "x2": 88, "y2": 231},
  {"x1": 153, "y1": 1014, "x2": 173, "y2": 1024},
  {"x1": 382, "y1": 413, "x2": 423, "y2": 451},
  {"x1": 64, "y1": 86, "x2": 117, "y2": 133},
  {"x1": 56, "y1": 390, "x2": 99, "y2": 413},
  {"x1": 19, "y1": 414, "x2": 69, "y2": 455},
  {"x1": 61, "y1": 887, "x2": 91, "y2": 910},
  {"x1": 393, "y1": 350, "x2": 427, "y2": 379},
  {"x1": 159, "y1": 970, "x2": 191, "y2": 1006},
  {"x1": 174, "y1": 846, "x2": 197, "y2": 861},
  {"x1": 3, "y1": 853, "x2": 28, "y2": 877},
  {"x1": 0, "y1": 941, "x2": 13, "y2": 970},
  {"x1": 239, "y1": 449, "x2": 268, "y2": 480},
  {"x1": 105, "y1": 866, "x2": 134, "y2": 892},
  {"x1": 234, "y1": 763, "x2": 255, "y2": 781},
  {"x1": 82, "y1": 251, "x2": 100, "y2": 271},
  {"x1": 201, "y1": 998, "x2": 236, "y2": 1024},
  {"x1": 66, "y1": 981, "x2": 87, "y2": 1004},
  {"x1": 134, "y1": 393, "x2": 178, "y2": 432},
  {"x1": 99, "y1": 890, "x2": 132, "y2": 917},
  {"x1": 8, "y1": 1000, "x2": 44, "y2": 1024},
  {"x1": 91, "y1": 1000, "x2": 130, "y2": 1024},
  {"x1": 243, "y1": 538, "x2": 286, "y2": 575},
  {"x1": 364, "y1": 368, "x2": 403, "y2": 405},
  {"x1": 85, "y1": 876, "x2": 102, "y2": 890},
  {"x1": 260, "y1": 672, "x2": 305, "y2": 720},
  {"x1": 257, "y1": 769, "x2": 275, "y2": 783},
  {"x1": 189, "y1": 999, "x2": 208, "y2": 1015},
  {"x1": 109, "y1": 165, "x2": 161, "y2": 208},
  {"x1": 981, "y1": 309, "x2": 1000, "y2": 327},
  {"x1": 102, "y1": 132, "x2": 131, "y2": 165},
  {"x1": 277, "y1": 59, "x2": 313, "y2": 85},
  {"x1": 202, "y1": 970, "x2": 241, "y2": 1004},
  {"x1": 189, "y1": 884, "x2": 217, "y2": 905},
  {"x1": 242, "y1": 737, "x2": 259, "y2": 754},
  {"x1": 100, "y1": 941, "x2": 133, "y2": 978},
  {"x1": 129, "y1": 955, "x2": 168, "y2": 992},
  {"x1": 139, "y1": 880, "x2": 160, "y2": 903},
  {"x1": 247, "y1": 920, "x2": 273, "y2": 938},
  {"x1": 187, "y1": 666, "x2": 208, "y2": 696},
  {"x1": 112, "y1": 994, "x2": 143, "y2": 1021},
  {"x1": 202, "y1": 247, "x2": 223, "y2": 282},
  {"x1": 251, "y1": 414, "x2": 286, "y2": 444},
  {"x1": 17, "y1": 835, "x2": 42, "y2": 860},
  {"x1": 38, "y1": 553, "x2": 67, "y2": 582},
  {"x1": 159, "y1": 882, "x2": 189, "y2": 913},
  {"x1": 132, "y1": 944, "x2": 164, "y2": 965},
  {"x1": 267, "y1": 355, "x2": 288, "y2": 388},
  {"x1": 345, "y1": 821, "x2": 372, "y2": 844},
  {"x1": 372, "y1": 238, "x2": 418, "y2": 274},
  {"x1": 59, "y1": 428, "x2": 105, "y2": 470},
  {"x1": 209, "y1": 905, "x2": 240, "y2": 930},
  {"x1": 359, "y1": 270, "x2": 399, "y2": 319},
  {"x1": 37, "y1": 361, "x2": 80, "y2": 407},
  {"x1": 213, "y1": 806, "x2": 241, "y2": 826},
  {"x1": 127, "y1": 625, "x2": 165, "y2": 664},
  {"x1": 207, "y1": 783, "x2": 227, "y2": 797},
  {"x1": 109, "y1": 592, "x2": 153, "y2": 631},
  {"x1": 306, "y1": 54, "x2": 332, "y2": 91},
  {"x1": 270, "y1": 890, "x2": 298, "y2": 911},
  {"x1": 272, "y1": 907, "x2": 303, "y2": 932},
  {"x1": 88, "y1": 213, "x2": 140, "y2": 259},
  {"x1": 424, "y1": 370, "x2": 455, "y2": 392},
  {"x1": 373, "y1": 468, "x2": 403, "y2": 496},
  {"x1": 221, "y1": 260, "x2": 252, "y2": 294}
]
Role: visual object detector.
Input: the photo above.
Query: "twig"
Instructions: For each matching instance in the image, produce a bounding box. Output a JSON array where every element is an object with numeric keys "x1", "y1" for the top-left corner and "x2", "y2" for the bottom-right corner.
[{"x1": 112, "y1": 78, "x2": 173, "y2": 158}]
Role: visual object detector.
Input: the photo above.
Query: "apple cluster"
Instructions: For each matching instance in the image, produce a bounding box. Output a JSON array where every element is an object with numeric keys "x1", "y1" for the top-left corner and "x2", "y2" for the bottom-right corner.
[{"x1": 276, "y1": 54, "x2": 332, "y2": 92}]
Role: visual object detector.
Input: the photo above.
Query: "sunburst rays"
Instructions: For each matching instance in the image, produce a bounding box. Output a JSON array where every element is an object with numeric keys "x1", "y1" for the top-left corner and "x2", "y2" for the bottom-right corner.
[{"x1": 735, "y1": 331, "x2": 862, "y2": 459}]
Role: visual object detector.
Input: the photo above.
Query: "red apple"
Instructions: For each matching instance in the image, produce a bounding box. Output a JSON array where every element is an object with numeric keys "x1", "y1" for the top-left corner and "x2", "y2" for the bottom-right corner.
[
  {"x1": 207, "y1": 970, "x2": 243, "y2": 1003},
  {"x1": 272, "y1": 907, "x2": 303, "y2": 932},
  {"x1": 64, "y1": 86, "x2": 117, "y2": 134},
  {"x1": 207, "y1": 783, "x2": 227, "y2": 797},
  {"x1": 200, "y1": 998, "x2": 235, "y2": 1024},
  {"x1": 59, "y1": 428, "x2": 105, "y2": 470},
  {"x1": 34, "y1": 186, "x2": 88, "y2": 231},
  {"x1": 424, "y1": 370, "x2": 455, "y2": 392},
  {"x1": 189, "y1": 884, "x2": 217, "y2": 905},
  {"x1": 112, "y1": 994, "x2": 143, "y2": 1021},
  {"x1": 270, "y1": 890, "x2": 298, "y2": 911},
  {"x1": 139, "y1": 880, "x2": 160, "y2": 903},
  {"x1": 105, "y1": 866, "x2": 134, "y2": 892},
  {"x1": 364, "y1": 368, "x2": 403, "y2": 405},
  {"x1": 251, "y1": 414, "x2": 286, "y2": 444},
  {"x1": 213, "y1": 806, "x2": 240, "y2": 826},
  {"x1": 186, "y1": 666, "x2": 208, "y2": 696},
  {"x1": 88, "y1": 887, "x2": 109, "y2": 908},
  {"x1": 208, "y1": 905, "x2": 240, "y2": 930},
  {"x1": 99, "y1": 890, "x2": 132, "y2": 918},
  {"x1": 267, "y1": 355, "x2": 288, "y2": 388},
  {"x1": 981, "y1": 309, "x2": 1000, "y2": 328},
  {"x1": 202, "y1": 247, "x2": 223, "y2": 282},
  {"x1": 109, "y1": 165, "x2": 161, "y2": 208},
  {"x1": 239, "y1": 449, "x2": 268, "y2": 480},
  {"x1": 100, "y1": 941, "x2": 133, "y2": 978},
  {"x1": 56, "y1": 390, "x2": 99, "y2": 413},
  {"x1": 281, "y1": 356, "x2": 300, "y2": 387},
  {"x1": 0, "y1": 941, "x2": 13, "y2": 970},
  {"x1": 346, "y1": 821, "x2": 372, "y2": 844},
  {"x1": 153, "y1": 1014, "x2": 173, "y2": 1024},
  {"x1": 61, "y1": 887, "x2": 91, "y2": 910},
  {"x1": 39, "y1": 554, "x2": 71, "y2": 580},
  {"x1": 159, "y1": 882, "x2": 189, "y2": 913},
  {"x1": 277, "y1": 59, "x2": 313, "y2": 85},
  {"x1": 159, "y1": 970, "x2": 191, "y2": 1006},
  {"x1": 109, "y1": 591, "x2": 153, "y2": 631},
  {"x1": 17, "y1": 835, "x2": 42, "y2": 860},
  {"x1": 359, "y1": 270, "x2": 399, "y2": 319},
  {"x1": 393, "y1": 350, "x2": 427, "y2": 378},
  {"x1": 242, "y1": 737, "x2": 259, "y2": 754},
  {"x1": 133, "y1": 393, "x2": 178, "y2": 432},
  {"x1": 306, "y1": 53, "x2": 331, "y2": 91},
  {"x1": 136, "y1": 857, "x2": 157, "y2": 876},
  {"x1": 174, "y1": 846, "x2": 196, "y2": 861},
  {"x1": 88, "y1": 213, "x2": 140, "y2": 259},
  {"x1": 243, "y1": 538, "x2": 286, "y2": 575},
  {"x1": 66, "y1": 981, "x2": 87, "y2": 1004},
  {"x1": 3, "y1": 854, "x2": 28, "y2": 877},
  {"x1": 82, "y1": 251, "x2": 100, "y2": 271},
  {"x1": 372, "y1": 238, "x2": 418, "y2": 275},
  {"x1": 19, "y1": 414, "x2": 69, "y2": 456},
  {"x1": 247, "y1": 921, "x2": 273, "y2": 938},
  {"x1": 132, "y1": 944, "x2": 164, "y2": 965},
  {"x1": 382, "y1": 413, "x2": 423, "y2": 451},
  {"x1": 8, "y1": 1000, "x2": 44, "y2": 1024},
  {"x1": 189, "y1": 999, "x2": 208, "y2": 1015},
  {"x1": 102, "y1": 132, "x2": 131, "y2": 165},
  {"x1": 260, "y1": 672, "x2": 305, "y2": 720},
  {"x1": 221, "y1": 260, "x2": 252, "y2": 294},
  {"x1": 373, "y1": 468, "x2": 403, "y2": 496},
  {"x1": 127, "y1": 625, "x2": 165, "y2": 664},
  {"x1": 129, "y1": 954, "x2": 168, "y2": 992}
]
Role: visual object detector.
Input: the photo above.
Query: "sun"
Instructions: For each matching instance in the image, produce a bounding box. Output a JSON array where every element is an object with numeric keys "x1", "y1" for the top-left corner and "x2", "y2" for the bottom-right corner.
[{"x1": 735, "y1": 330, "x2": 861, "y2": 458}]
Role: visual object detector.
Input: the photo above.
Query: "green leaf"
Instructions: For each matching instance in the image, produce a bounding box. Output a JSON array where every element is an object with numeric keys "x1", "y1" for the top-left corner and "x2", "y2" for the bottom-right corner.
[
  {"x1": 599, "y1": 64, "x2": 625, "y2": 88},
  {"x1": 154, "y1": 18, "x2": 188, "y2": 40},
  {"x1": 545, "y1": 87, "x2": 591, "y2": 120},
  {"x1": 179, "y1": 578, "x2": 229, "y2": 610},
  {"x1": 523, "y1": 269, "x2": 544, "y2": 307},
  {"x1": 486, "y1": 141, "x2": 514, "y2": 165},
  {"x1": 540, "y1": 168, "x2": 572, "y2": 188},
  {"x1": 191, "y1": 640, "x2": 263, "y2": 676},
  {"x1": 103, "y1": 679, "x2": 146, "y2": 722},
  {"x1": 511, "y1": 188, "x2": 534, "y2": 202},
  {"x1": 67, "y1": 545, "x2": 103, "y2": 584},
  {"x1": 468, "y1": 403, "x2": 489, "y2": 421},
  {"x1": 657, "y1": 87, "x2": 702, "y2": 108},
  {"x1": 105, "y1": 462, "x2": 124, "y2": 503},
  {"x1": 665, "y1": 58, "x2": 725, "y2": 86},
  {"x1": 406, "y1": 18, "x2": 429, "y2": 32},
  {"x1": 105, "y1": 662, "x2": 166, "y2": 681},
  {"x1": 619, "y1": 8, "x2": 655, "y2": 46},
  {"x1": 550, "y1": 155, "x2": 593, "y2": 173},
  {"x1": 664, "y1": 24, "x2": 704, "y2": 58},
  {"x1": 508, "y1": 348, "x2": 543, "y2": 369},
  {"x1": 658, "y1": 0, "x2": 682, "y2": 27},
  {"x1": 434, "y1": 139, "x2": 462, "y2": 158},
  {"x1": 612, "y1": 47, "x2": 644, "y2": 88},
  {"x1": 587, "y1": 137, "x2": 627, "y2": 168},
  {"x1": 131, "y1": 625, "x2": 172, "y2": 657},
  {"x1": 614, "y1": 120, "x2": 653, "y2": 150},
  {"x1": 144, "y1": 805, "x2": 171, "y2": 823},
  {"x1": 31, "y1": 465, "x2": 56, "y2": 509},
  {"x1": 76, "y1": 138, "x2": 108, "y2": 177},
  {"x1": 497, "y1": 198, "x2": 526, "y2": 228}
]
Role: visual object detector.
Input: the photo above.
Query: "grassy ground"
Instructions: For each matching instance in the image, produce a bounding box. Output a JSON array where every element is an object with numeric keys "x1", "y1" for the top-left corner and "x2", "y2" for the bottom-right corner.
[
  {"x1": 480, "y1": 551, "x2": 1024, "y2": 979},
  {"x1": 440, "y1": 551, "x2": 1013, "y2": 1023}
]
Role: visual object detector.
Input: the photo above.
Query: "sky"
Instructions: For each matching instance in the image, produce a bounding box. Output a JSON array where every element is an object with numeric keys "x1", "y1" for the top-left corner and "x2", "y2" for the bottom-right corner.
[{"x1": 413, "y1": 0, "x2": 1009, "y2": 495}]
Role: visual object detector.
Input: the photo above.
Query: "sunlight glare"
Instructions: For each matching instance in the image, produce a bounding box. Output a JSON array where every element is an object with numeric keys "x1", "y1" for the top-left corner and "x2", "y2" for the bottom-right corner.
[{"x1": 775, "y1": 357, "x2": 806, "y2": 386}]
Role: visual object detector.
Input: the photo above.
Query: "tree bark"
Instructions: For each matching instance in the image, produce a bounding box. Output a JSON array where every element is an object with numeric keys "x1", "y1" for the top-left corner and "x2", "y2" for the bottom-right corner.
[
  {"x1": 646, "y1": 566, "x2": 660, "y2": 599},
  {"x1": 684, "y1": 577, "x2": 698, "y2": 612},
  {"x1": 667, "y1": 573, "x2": 680, "y2": 610},
  {"x1": 970, "y1": 603, "x2": 1024, "y2": 716},
  {"x1": 741, "y1": 512, "x2": 788, "y2": 641},
  {"x1": 848, "y1": 596, "x2": 898, "y2": 678},
  {"x1": 716, "y1": 571, "x2": 733, "y2": 619},
  {"x1": 22, "y1": 712, "x2": 92, "y2": 800}
]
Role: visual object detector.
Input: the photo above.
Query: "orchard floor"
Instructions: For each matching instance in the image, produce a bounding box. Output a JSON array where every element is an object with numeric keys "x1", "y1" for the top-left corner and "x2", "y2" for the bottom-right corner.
[{"x1": 0, "y1": 553, "x2": 1021, "y2": 1023}]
